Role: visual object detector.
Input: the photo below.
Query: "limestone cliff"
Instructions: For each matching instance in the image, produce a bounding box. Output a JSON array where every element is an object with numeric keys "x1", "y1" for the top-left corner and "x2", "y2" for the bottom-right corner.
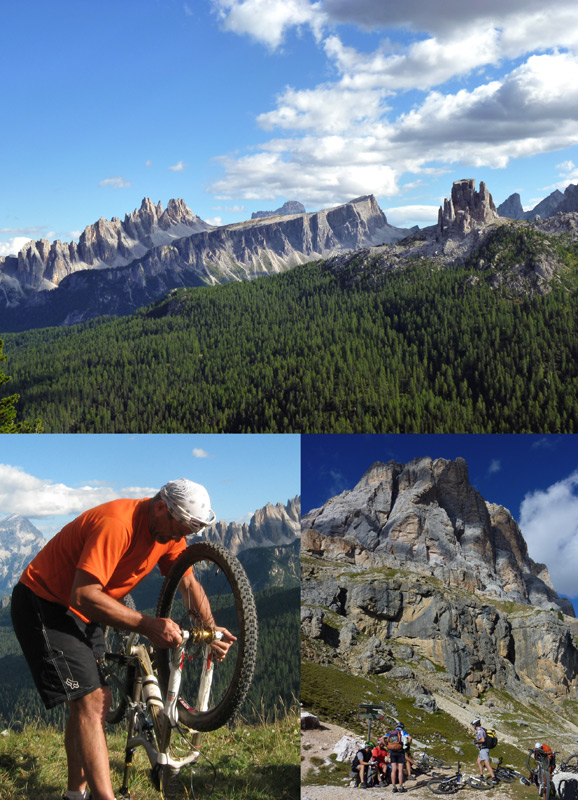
[{"x1": 301, "y1": 457, "x2": 578, "y2": 703}]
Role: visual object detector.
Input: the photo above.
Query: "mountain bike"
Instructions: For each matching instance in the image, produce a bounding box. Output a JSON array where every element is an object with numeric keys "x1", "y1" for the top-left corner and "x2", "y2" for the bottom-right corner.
[
  {"x1": 414, "y1": 747, "x2": 452, "y2": 774},
  {"x1": 527, "y1": 749, "x2": 557, "y2": 800},
  {"x1": 428, "y1": 762, "x2": 496, "y2": 793},
  {"x1": 492, "y1": 757, "x2": 531, "y2": 785},
  {"x1": 559, "y1": 753, "x2": 578, "y2": 774},
  {"x1": 102, "y1": 541, "x2": 259, "y2": 799}
]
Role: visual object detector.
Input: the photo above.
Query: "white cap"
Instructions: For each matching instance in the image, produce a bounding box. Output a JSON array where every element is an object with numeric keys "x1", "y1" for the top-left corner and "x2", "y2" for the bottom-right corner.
[
  {"x1": 535, "y1": 743, "x2": 543, "y2": 750},
  {"x1": 160, "y1": 479, "x2": 216, "y2": 531}
]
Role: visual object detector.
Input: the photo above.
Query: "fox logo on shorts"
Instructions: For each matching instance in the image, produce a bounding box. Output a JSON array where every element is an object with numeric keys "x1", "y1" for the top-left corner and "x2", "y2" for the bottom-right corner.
[{"x1": 65, "y1": 678, "x2": 80, "y2": 689}]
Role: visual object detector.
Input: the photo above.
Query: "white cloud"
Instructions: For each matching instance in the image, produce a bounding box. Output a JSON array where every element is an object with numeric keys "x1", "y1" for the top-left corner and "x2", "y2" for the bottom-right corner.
[
  {"x1": 488, "y1": 459, "x2": 501, "y2": 475},
  {"x1": 0, "y1": 237, "x2": 33, "y2": 257},
  {"x1": 192, "y1": 448, "x2": 211, "y2": 458},
  {"x1": 99, "y1": 177, "x2": 131, "y2": 189},
  {"x1": 383, "y1": 204, "x2": 438, "y2": 227},
  {"x1": 169, "y1": 161, "x2": 187, "y2": 172},
  {"x1": 519, "y1": 470, "x2": 578, "y2": 598},
  {"x1": 0, "y1": 464, "x2": 155, "y2": 520},
  {"x1": 211, "y1": 0, "x2": 323, "y2": 49},
  {"x1": 205, "y1": 217, "x2": 224, "y2": 226}
]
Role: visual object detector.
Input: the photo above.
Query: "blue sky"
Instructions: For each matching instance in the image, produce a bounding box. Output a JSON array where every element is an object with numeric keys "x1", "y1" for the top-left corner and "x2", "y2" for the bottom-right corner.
[
  {"x1": 301, "y1": 434, "x2": 578, "y2": 607},
  {"x1": 0, "y1": 433, "x2": 300, "y2": 538},
  {"x1": 2, "y1": 0, "x2": 578, "y2": 256}
]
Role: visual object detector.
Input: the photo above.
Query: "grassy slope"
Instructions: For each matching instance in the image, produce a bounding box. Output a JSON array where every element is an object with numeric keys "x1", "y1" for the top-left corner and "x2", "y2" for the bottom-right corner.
[{"x1": 0, "y1": 708, "x2": 299, "y2": 800}]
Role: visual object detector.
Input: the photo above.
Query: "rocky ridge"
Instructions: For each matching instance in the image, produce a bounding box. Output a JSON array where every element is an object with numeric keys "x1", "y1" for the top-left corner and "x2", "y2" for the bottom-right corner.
[
  {"x1": 0, "y1": 195, "x2": 410, "y2": 330},
  {"x1": 497, "y1": 184, "x2": 578, "y2": 220},
  {"x1": 301, "y1": 457, "x2": 578, "y2": 706}
]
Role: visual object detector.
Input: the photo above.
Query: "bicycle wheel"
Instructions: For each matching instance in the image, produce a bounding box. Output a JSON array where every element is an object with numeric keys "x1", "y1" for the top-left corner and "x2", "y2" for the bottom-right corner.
[
  {"x1": 467, "y1": 776, "x2": 493, "y2": 790},
  {"x1": 428, "y1": 778, "x2": 459, "y2": 794},
  {"x1": 561, "y1": 754, "x2": 578, "y2": 773},
  {"x1": 103, "y1": 593, "x2": 138, "y2": 724},
  {"x1": 155, "y1": 541, "x2": 258, "y2": 732},
  {"x1": 495, "y1": 768, "x2": 515, "y2": 783},
  {"x1": 542, "y1": 767, "x2": 551, "y2": 800}
]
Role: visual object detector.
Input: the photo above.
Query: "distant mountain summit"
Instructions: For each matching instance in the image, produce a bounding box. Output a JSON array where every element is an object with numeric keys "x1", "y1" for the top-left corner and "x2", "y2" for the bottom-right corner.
[
  {"x1": 0, "y1": 515, "x2": 45, "y2": 597},
  {"x1": 497, "y1": 184, "x2": 578, "y2": 220},
  {"x1": 251, "y1": 201, "x2": 306, "y2": 219},
  {"x1": 203, "y1": 496, "x2": 300, "y2": 555}
]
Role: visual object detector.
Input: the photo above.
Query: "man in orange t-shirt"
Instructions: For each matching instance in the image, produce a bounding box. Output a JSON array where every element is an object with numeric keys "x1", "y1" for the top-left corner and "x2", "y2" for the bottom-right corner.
[{"x1": 11, "y1": 479, "x2": 234, "y2": 800}]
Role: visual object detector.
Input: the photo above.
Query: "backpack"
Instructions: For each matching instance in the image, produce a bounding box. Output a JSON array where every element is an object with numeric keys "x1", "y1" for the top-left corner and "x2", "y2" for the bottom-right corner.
[
  {"x1": 484, "y1": 728, "x2": 498, "y2": 749},
  {"x1": 387, "y1": 730, "x2": 403, "y2": 751}
]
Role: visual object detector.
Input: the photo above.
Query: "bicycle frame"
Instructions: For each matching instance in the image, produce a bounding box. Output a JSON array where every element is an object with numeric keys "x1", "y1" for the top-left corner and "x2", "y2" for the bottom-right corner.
[{"x1": 112, "y1": 628, "x2": 223, "y2": 797}]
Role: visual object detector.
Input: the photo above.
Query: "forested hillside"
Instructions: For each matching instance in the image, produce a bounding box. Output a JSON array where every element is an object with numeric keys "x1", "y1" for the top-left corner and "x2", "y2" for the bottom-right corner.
[{"x1": 3, "y1": 229, "x2": 578, "y2": 432}]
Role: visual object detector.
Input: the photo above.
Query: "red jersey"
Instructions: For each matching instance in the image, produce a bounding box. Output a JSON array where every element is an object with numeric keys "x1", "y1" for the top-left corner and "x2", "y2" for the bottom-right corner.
[{"x1": 20, "y1": 498, "x2": 186, "y2": 621}]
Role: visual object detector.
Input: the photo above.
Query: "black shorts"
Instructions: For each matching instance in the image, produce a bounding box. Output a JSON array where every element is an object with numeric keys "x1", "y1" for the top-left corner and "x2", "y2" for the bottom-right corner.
[
  {"x1": 389, "y1": 750, "x2": 406, "y2": 764},
  {"x1": 10, "y1": 582, "x2": 107, "y2": 709}
]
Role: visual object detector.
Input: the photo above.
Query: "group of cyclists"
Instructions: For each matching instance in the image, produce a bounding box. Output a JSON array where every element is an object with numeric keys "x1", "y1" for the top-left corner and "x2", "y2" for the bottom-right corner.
[
  {"x1": 351, "y1": 717, "x2": 559, "y2": 794},
  {"x1": 350, "y1": 723, "x2": 415, "y2": 791}
]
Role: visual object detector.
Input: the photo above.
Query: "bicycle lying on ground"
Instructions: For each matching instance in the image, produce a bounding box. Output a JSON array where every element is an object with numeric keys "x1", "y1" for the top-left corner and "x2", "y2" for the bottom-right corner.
[
  {"x1": 102, "y1": 541, "x2": 259, "y2": 800},
  {"x1": 491, "y1": 757, "x2": 531, "y2": 785},
  {"x1": 558, "y1": 753, "x2": 578, "y2": 774},
  {"x1": 413, "y1": 747, "x2": 452, "y2": 774},
  {"x1": 428, "y1": 762, "x2": 496, "y2": 793}
]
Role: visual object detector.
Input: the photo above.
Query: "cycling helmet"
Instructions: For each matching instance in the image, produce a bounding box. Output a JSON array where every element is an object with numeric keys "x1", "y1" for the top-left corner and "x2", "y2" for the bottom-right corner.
[
  {"x1": 471, "y1": 718, "x2": 481, "y2": 725},
  {"x1": 396, "y1": 724, "x2": 404, "y2": 730},
  {"x1": 535, "y1": 743, "x2": 543, "y2": 750},
  {"x1": 160, "y1": 479, "x2": 216, "y2": 530}
]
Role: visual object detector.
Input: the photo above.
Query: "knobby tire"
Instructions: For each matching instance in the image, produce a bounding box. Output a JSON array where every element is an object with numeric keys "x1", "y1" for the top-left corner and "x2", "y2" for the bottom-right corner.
[
  {"x1": 103, "y1": 593, "x2": 137, "y2": 725},
  {"x1": 428, "y1": 778, "x2": 459, "y2": 794},
  {"x1": 155, "y1": 540, "x2": 258, "y2": 732}
]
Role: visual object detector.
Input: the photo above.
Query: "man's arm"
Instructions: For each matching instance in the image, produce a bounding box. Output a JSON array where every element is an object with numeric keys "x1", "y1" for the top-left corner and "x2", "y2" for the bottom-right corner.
[{"x1": 70, "y1": 569, "x2": 182, "y2": 649}]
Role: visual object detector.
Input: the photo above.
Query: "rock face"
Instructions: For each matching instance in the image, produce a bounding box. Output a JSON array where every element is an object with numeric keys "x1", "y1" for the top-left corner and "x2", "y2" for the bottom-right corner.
[
  {"x1": 497, "y1": 186, "x2": 578, "y2": 221},
  {"x1": 301, "y1": 458, "x2": 578, "y2": 702},
  {"x1": 438, "y1": 179, "x2": 499, "y2": 237},
  {"x1": 0, "y1": 515, "x2": 45, "y2": 597},
  {"x1": 202, "y1": 496, "x2": 300, "y2": 555},
  {"x1": 251, "y1": 201, "x2": 306, "y2": 219},
  {"x1": 302, "y1": 457, "x2": 571, "y2": 614},
  {"x1": 0, "y1": 195, "x2": 411, "y2": 331}
]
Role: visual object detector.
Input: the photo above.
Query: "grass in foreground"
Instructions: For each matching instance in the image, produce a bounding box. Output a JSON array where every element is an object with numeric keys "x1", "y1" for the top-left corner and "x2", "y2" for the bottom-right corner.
[{"x1": 0, "y1": 710, "x2": 299, "y2": 800}]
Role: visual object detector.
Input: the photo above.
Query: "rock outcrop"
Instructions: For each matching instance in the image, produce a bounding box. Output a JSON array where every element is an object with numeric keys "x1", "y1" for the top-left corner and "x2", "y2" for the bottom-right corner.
[
  {"x1": 497, "y1": 192, "x2": 525, "y2": 220},
  {"x1": 437, "y1": 179, "x2": 499, "y2": 237},
  {"x1": 301, "y1": 457, "x2": 578, "y2": 702}
]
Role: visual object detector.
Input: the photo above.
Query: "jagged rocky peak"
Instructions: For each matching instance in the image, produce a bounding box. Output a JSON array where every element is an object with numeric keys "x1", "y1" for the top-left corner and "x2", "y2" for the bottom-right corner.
[
  {"x1": 203, "y1": 496, "x2": 300, "y2": 556},
  {"x1": 302, "y1": 456, "x2": 572, "y2": 615},
  {"x1": 0, "y1": 515, "x2": 46, "y2": 597},
  {"x1": 438, "y1": 178, "x2": 499, "y2": 236}
]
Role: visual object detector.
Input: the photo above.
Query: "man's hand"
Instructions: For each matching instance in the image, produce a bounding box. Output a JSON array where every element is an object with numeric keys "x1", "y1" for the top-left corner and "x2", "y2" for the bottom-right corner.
[
  {"x1": 140, "y1": 616, "x2": 184, "y2": 649},
  {"x1": 211, "y1": 626, "x2": 237, "y2": 662}
]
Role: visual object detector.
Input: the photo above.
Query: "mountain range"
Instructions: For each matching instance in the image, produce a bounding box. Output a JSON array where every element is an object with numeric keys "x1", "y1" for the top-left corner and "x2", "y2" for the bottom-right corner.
[
  {"x1": 0, "y1": 496, "x2": 300, "y2": 601},
  {"x1": 497, "y1": 183, "x2": 578, "y2": 221},
  {"x1": 302, "y1": 457, "x2": 576, "y2": 705}
]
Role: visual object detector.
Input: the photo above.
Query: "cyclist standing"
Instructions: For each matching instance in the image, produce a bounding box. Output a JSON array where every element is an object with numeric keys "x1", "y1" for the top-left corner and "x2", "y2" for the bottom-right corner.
[
  {"x1": 11, "y1": 480, "x2": 235, "y2": 800},
  {"x1": 386, "y1": 725, "x2": 406, "y2": 793},
  {"x1": 471, "y1": 718, "x2": 498, "y2": 785}
]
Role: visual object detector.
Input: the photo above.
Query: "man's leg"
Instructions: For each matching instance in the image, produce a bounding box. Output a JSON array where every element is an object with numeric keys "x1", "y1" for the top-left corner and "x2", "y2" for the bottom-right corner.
[
  {"x1": 485, "y1": 758, "x2": 495, "y2": 780},
  {"x1": 66, "y1": 686, "x2": 115, "y2": 800}
]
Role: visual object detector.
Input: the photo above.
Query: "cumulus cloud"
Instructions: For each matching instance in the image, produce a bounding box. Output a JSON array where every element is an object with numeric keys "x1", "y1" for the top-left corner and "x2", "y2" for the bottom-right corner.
[
  {"x1": 488, "y1": 459, "x2": 502, "y2": 475},
  {"x1": 211, "y1": 0, "x2": 323, "y2": 49},
  {"x1": 383, "y1": 204, "x2": 438, "y2": 227},
  {"x1": 169, "y1": 161, "x2": 187, "y2": 172},
  {"x1": 519, "y1": 470, "x2": 578, "y2": 598},
  {"x1": 99, "y1": 177, "x2": 131, "y2": 189},
  {"x1": 0, "y1": 237, "x2": 33, "y2": 257},
  {"x1": 0, "y1": 464, "x2": 155, "y2": 519},
  {"x1": 208, "y1": 0, "x2": 578, "y2": 209}
]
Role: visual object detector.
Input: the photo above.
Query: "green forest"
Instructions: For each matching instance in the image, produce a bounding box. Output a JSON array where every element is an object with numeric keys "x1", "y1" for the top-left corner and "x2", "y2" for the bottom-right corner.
[
  {"x1": 0, "y1": 584, "x2": 299, "y2": 729},
  {"x1": 3, "y1": 225, "x2": 578, "y2": 432}
]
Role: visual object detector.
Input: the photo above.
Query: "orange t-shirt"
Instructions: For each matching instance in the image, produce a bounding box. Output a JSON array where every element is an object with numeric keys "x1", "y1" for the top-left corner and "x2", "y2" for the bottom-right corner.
[{"x1": 21, "y1": 497, "x2": 186, "y2": 621}]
